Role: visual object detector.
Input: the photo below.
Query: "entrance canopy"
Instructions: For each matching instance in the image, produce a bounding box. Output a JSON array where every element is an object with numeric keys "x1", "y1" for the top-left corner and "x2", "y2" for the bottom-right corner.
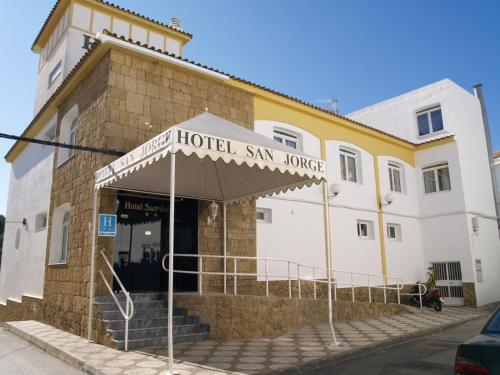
[{"x1": 94, "y1": 112, "x2": 326, "y2": 201}]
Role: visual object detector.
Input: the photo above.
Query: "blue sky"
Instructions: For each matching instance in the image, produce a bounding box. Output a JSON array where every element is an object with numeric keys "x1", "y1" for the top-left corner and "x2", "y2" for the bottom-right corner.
[{"x1": 0, "y1": 0, "x2": 499, "y2": 215}]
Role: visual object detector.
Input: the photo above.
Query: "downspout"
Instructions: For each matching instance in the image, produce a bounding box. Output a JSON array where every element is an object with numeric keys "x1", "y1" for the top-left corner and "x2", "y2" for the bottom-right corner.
[{"x1": 473, "y1": 84, "x2": 500, "y2": 231}]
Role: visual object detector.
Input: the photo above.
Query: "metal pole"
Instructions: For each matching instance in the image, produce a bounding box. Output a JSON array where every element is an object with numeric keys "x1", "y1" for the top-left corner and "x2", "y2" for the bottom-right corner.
[
  {"x1": 368, "y1": 275, "x2": 372, "y2": 303},
  {"x1": 297, "y1": 264, "x2": 301, "y2": 299},
  {"x1": 322, "y1": 179, "x2": 338, "y2": 345},
  {"x1": 288, "y1": 262, "x2": 292, "y2": 299},
  {"x1": 265, "y1": 259, "x2": 269, "y2": 297},
  {"x1": 223, "y1": 203, "x2": 227, "y2": 294},
  {"x1": 313, "y1": 268, "x2": 317, "y2": 300},
  {"x1": 199, "y1": 256, "x2": 203, "y2": 295},
  {"x1": 351, "y1": 273, "x2": 355, "y2": 302},
  {"x1": 125, "y1": 291, "x2": 129, "y2": 352},
  {"x1": 87, "y1": 189, "x2": 98, "y2": 342},
  {"x1": 167, "y1": 153, "x2": 176, "y2": 374}
]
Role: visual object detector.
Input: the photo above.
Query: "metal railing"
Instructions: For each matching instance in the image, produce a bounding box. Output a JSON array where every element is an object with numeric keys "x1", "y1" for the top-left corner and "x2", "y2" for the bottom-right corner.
[
  {"x1": 400, "y1": 282, "x2": 427, "y2": 309},
  {"x1": 98, "y1": 250, "x2": 134, "y2": 351},
  {"x1": 162, "y1": 253, "x2": 404, "y2": 304}
]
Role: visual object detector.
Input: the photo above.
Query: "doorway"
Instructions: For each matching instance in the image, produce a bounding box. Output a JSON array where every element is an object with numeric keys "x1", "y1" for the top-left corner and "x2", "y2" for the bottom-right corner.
[
  {"x1": 432, "y1": 261, "x2": 464, "y2": 306},
  {"x1": 113, "y1": 191, "x2": 198, "y2": 293}
]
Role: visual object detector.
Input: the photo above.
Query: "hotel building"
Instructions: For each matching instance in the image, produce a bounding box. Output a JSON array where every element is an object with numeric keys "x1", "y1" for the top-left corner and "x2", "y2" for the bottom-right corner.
[{"x1": 0, "y1": 0, "x2": 499, "y2": 350}]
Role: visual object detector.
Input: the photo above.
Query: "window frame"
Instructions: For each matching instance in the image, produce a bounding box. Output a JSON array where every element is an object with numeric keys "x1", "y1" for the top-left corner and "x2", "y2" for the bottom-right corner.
[
  {"x1": 256, "y1": 208, "x2": 272, "y2": 224},
  {"x1": 416, "y1": 105, "x2": 444, "y2": 137},
  {"x1": 68, "y1": 118, "x2": 78, "y2": 159},
  {"x1": 35, "y1": 212, "x2": 48, "y2": 232},
  {"x1": 422, "y1": 162, "x2": 451, "y2": 194},
  {"x1": 340, "y1": 147, "x2": 361, "y2": 184},
  {"x1": 387, "y1": 223, "x2": 402, "y2": 241},
  {"x1": 388, "y1": 162, "x2": 404, "y2": 193},
  {"x1": 357, "y1": 220, "x2": 373, "y2": 240},
  {"x1": 49, "y1": 204, "x2": 71, "y2": 266},
  {"x1": 60, "y1": 211, "x2": 70, "y2": 264},
  {"x1": 273, "y1": 128, "x2": 301, "y2": 150},
  {"x1": 48, "y1": 61, "x2": 63, "y2": 88}
]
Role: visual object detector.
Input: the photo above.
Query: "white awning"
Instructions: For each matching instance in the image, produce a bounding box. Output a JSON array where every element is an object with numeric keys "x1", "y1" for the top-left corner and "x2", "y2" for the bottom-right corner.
[{"x1": 94, "y1": 112, "x2": 326, "y2": 202}]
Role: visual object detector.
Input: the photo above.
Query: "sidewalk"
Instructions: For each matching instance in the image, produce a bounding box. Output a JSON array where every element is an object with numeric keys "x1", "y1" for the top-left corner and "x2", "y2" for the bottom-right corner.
[{"x1": 4, "y1": 306, "x2": 482, "y2": 375}]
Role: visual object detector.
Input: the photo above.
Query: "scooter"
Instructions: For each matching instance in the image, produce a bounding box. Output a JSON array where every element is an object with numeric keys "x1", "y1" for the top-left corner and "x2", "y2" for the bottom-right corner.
[{"x1": 409, "y1": 283, "x2": 444, "y2": 311}]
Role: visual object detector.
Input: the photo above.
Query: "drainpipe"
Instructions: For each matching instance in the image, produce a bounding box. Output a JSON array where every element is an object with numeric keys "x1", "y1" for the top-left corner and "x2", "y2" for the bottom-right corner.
[{"x1": 473, "y1": 84, "x2": 500, "y2": 230}]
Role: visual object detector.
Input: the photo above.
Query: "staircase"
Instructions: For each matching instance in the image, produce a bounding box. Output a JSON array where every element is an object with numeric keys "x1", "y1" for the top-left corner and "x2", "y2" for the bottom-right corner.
[{"x1": 95, "y1": 292, "x2": 209, "y2": 350}]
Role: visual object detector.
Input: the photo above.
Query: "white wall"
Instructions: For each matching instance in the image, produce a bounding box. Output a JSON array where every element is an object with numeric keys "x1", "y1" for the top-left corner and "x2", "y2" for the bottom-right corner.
[
  {"x1": 254, "y1": 120, "x2": 326, "y2": 279},
  {"x1": 467, "y1": 215, "x2": 500, "y2": 306},
  {"x1": 0, "y1": 118, "x2": 56, "y2": 304}
]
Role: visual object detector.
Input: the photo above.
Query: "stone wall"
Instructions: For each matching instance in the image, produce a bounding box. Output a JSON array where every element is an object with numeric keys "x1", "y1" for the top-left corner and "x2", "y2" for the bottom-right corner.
[
  {"x1": 2, "y1": 48, "x2": 256, "y2": 343},
  {"x1": 175, "y1": 293, "x2": 411, "y2": 340}
]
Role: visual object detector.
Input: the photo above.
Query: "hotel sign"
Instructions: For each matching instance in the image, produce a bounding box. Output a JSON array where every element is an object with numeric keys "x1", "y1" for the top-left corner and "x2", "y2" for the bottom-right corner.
[
  {"x1": 95, "y1": 125, "x2": 326, "y2": 188},
  {"x1": 98, "y1": 214, "x2": 117, "y2": 237}
]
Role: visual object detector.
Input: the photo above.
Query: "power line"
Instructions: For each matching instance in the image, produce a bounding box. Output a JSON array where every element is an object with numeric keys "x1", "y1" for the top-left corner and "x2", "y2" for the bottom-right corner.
[{"x1": 0, "y1": 133, "x2": 125, "y2": 157}]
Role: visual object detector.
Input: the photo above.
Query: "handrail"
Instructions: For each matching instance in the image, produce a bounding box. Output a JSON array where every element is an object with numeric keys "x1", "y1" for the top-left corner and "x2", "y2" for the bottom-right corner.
[
  {"x1": 161, "y1": 253, "x2": 404, "y2": 304},
  {"x1": 99, "y1": 250, "x2": 134, "y2": 351},
  {"x1": 401, "y1": 282, "x2": 427, "y2": 309}
]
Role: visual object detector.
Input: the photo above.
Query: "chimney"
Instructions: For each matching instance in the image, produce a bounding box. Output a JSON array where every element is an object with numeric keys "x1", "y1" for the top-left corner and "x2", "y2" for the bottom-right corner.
[{"x1": 170, "y1": 17, "x2": 182, "y2": 31}]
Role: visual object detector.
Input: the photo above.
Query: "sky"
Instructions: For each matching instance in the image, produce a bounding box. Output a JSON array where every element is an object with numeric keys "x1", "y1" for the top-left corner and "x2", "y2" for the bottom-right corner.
[{"x1": 0, "y1": 0, "x2": 499, "y2": 215}]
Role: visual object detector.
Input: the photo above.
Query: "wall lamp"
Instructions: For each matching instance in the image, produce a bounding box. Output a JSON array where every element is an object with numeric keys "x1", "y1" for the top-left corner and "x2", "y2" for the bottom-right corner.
[
  {"x1": 207, "y1": 201, "x2": 219, "y2": 225},
  {"x1": 379, "y1": 193, "x2": 395, "y2": 209},
  {"x1": 328, "y1": 183, "x2": 341, "y2": 200}
]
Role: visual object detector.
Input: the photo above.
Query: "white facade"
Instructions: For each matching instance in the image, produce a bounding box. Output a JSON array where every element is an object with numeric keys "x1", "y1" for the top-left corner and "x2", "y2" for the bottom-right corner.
[
  {"x1": 0, "y1": 119, "x2": 56, "y2": 304},
  {"x1": 254, "y1": 79, "x2": 500, "y2": 306}
]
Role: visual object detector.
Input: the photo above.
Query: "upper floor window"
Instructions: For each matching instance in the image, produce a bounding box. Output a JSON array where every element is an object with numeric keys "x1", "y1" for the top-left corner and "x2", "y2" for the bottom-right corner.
[
  {"x1": 273, "y1": 129, "x2": 299, "y2": 149},
  {"x1": 423, "y1": 163, "x2": 451, "y2": 194},
  {"x1": 388, "y1": 162, "x2": 403, "y2": 193},
  {"x1": 57, "y1": 105, "x2": 78, "y2": 166},
  {"x1": 48, "y1": 61, "x2": 62, "y2": 88},
  {"x1": 340, "y1": 147, "x2": 360, "y2": 183},
  {"x1": 68, "y1": 118, "x2": 78, "y2": 159},
  {"x1": 417, "y1": 106, "x2": 444, "y2": 137},
  {"x1": 387, "y1": 223, "x2": 402, "y2": 241}
]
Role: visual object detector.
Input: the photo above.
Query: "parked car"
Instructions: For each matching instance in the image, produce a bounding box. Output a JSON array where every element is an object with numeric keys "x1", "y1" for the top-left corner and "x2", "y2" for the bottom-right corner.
[{"x1": 455, "y1": 306, "x2": 500, "y2": 375}]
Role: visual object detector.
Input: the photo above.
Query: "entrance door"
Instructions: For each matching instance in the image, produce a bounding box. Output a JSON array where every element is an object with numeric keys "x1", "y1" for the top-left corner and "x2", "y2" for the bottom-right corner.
[
  {"x1": 432, "y1": 261, "x2": 464, "y2": 306},
  {"x1": 113, "y1": 192, "x2": 198, "y2": 293}
]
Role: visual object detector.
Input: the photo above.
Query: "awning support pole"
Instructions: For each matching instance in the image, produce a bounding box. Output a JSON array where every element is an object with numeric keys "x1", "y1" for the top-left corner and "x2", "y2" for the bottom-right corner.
[
  {"x1": 322, "y1": 180, "x2": 338, "y2": 346},
  {"x1": 223, "y1": 202, "x2": 227, "y2": 294},
  {"x1": 87, "y1": 189, "x2": 98, "y2": 342},
  {"x1": 167, "y1": 153, "x2": 176, "y2": 374}
]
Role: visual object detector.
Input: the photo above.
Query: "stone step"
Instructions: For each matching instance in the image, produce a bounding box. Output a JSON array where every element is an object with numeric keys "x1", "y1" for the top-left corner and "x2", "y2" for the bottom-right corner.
[
  {"x1": 116, "y1": 331, "x2": 209, "y2": 351},
  {"x1": 97, "y1": 300, "x2": 167, "y2": 312},
  {"x1": 101, "y1": 307, "x2": 188, "y2": 321},
  {"x1": 109, "y1": 324, "x2": 203, "y2": 340},
  {"x1": 96, "y1": 293, "x2": 165, "y2": 303},
  {"x1": 105, "y1": 316, "x2": 190, "y2": 330}
]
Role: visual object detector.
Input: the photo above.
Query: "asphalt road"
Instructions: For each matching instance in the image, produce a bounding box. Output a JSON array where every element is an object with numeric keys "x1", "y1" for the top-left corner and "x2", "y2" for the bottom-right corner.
[
  {"x1": 315, "y1": 309, "x2": 496, "y2": 375},
  {"x1": 0, "y1": 328, "x2": 84, "y2": 375}
]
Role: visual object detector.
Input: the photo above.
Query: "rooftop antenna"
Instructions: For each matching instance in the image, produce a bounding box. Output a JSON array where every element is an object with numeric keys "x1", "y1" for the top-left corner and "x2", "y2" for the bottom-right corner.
[{"x1": 317, "y1": 98, "x2": 339, "y2": 115}]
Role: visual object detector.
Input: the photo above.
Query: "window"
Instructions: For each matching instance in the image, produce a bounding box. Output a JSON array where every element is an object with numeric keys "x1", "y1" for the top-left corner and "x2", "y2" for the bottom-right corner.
[
  {"x1": 256, "y1": 208, "x2": 272, "y2": 223},
  {"x1": 60, "y1": 212, "x2": 70, "y2": 263},
  {"x1": 340, "y1": 147, "x2": 360, "y2": 183},
  {"x1": 417, "y1": 106, "x2": 444, "y2": 136},
  {"x1": 357, "y1": 220, "x2": 374, "y2": 239},
  {"x1": 68, "y1": 118, "x2": 78, "y2": 158},
  {"x1": 273, "y1": 129, "x2": 299, "y2": 149},
  {"x1": 35, "y1": 212, "x2": 48, "y2": 231},
  {"x1": 423, "y1": 163, "x2": 451, "y2": 193},
  {"x1": 387, "y1": 223, "x2": 402, "y2": 241},
  {"x1": 49, "y1": 204, "x2": 71, "y2": 265},
  {"x1": 57, "y1": 105, "x2": 78, "y2": 166},
  {"x1": 388, "y1": 162, "x2": 403, "y2": 193},
  {"x1": 48, "y1": 61, "x2": 62, "y2": 87}
]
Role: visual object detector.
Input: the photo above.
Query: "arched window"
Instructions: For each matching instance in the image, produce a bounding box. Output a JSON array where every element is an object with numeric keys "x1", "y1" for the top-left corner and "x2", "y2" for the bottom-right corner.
[
  {"x1": 339, "y1": 146, "x2": 362, "y2": 183},
  {"x1": 68, "y1": 118, "x2": 77, "y2": 159},
  {"x1": 49, "y1": 204, "x2": 71, "y2": 264},
  {"x1": 61, "y1": 211, "x2": 70, "y2": 263},
  {"x1": 57, "y1": 105, "x2": 78, "y2": 166}
]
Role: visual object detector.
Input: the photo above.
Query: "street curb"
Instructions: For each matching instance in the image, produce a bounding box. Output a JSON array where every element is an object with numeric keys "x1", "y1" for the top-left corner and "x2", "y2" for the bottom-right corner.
[
  {"x1": 259, "y1": 312, "x2": 485, "y2": 375},
  {"x1": 4, "y1": 323, "x2": 114, "y2": 375}
]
